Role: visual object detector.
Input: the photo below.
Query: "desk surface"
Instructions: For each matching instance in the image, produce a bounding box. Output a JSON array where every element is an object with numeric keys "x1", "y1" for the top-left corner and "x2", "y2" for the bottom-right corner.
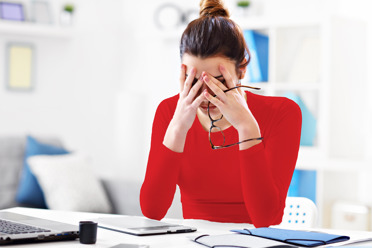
[{"x1": 2, "y1": 207, "x2": 372, "y2": 248}]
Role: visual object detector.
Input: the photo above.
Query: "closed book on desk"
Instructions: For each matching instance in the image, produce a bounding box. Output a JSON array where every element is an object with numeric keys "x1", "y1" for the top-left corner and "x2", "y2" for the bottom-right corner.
[
  {"x1": 232, "y1": 228, "x2": 350, "y2": 247},
  {"x1": 191, "y1": 233, "x2": 295, "y2": 248}
]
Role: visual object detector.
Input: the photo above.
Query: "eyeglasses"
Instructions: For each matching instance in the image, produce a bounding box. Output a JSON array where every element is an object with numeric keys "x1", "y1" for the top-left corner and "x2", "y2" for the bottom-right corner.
[{"x1": 207, "y1": 85, "x2": 263, "y2": 149}]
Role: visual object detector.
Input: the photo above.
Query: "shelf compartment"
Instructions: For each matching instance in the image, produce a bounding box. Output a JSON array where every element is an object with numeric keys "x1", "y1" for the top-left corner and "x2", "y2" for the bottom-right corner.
[{"x1": 274, "y1": 26, "x2": 321, "y2": 83}]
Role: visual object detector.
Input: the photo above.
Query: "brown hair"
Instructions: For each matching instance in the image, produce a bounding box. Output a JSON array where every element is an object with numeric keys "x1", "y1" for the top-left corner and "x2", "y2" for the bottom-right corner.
[{"x1": 180, "y1": 0, "x2": 250, "y2": 75}]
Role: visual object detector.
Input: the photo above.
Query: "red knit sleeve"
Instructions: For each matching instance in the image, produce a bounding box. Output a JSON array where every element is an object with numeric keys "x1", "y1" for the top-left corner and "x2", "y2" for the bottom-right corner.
[
  {"x1": 140, "y1": 98, "x2": 183, "y2": 220},
  {"x1": 239, "y1": 99, "x2": 302, "y2": 227}
]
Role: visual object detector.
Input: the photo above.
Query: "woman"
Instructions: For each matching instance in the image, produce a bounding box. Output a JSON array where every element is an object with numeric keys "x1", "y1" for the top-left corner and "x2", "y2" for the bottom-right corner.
[{"x1": 140, "y1": 0, "x2": 301, "y2": 228}]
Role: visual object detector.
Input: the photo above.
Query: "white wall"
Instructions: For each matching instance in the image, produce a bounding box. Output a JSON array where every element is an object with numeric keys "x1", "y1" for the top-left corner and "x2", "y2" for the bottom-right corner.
[
  {"x1": 0, "y1": 0, "x2": 123, "y2": 176},
  {"x1": 335, "y1": 0, "x2": 372, "y2": 206},
  {"x1": 115, "y1": 0, "x2": 200, "y2": 181},
  {"x1": 328, "y1": 0, "x2": 372, "y2": 160}
]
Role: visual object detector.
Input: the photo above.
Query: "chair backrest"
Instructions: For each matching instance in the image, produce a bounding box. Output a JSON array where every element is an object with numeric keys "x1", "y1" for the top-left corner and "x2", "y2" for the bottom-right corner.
[{"x1": 280, "y1": 197, "x2": 318, "y2": 228}]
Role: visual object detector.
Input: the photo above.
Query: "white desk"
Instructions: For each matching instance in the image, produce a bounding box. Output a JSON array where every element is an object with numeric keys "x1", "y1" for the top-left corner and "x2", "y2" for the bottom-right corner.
[{"x1": 2, "y1": 207, "x2": 372, "y2": 247}]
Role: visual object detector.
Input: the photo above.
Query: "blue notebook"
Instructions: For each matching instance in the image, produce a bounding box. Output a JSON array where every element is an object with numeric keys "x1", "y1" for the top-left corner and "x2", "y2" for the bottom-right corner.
[
  {"x1": 231, "y1": 228, "x2": 350, "y2": 247},
  {"x1": 191, "y1": 233, "x2": 296, "y2": 248}
]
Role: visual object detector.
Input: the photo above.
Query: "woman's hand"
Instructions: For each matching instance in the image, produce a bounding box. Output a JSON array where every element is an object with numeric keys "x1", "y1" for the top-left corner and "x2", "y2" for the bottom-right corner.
[
  {"x1": 203, "y1": 64, "x2": 262, "y2": 149},
  {"x1": 163, "y1": 65, "x2": 205, "y2": 152}
]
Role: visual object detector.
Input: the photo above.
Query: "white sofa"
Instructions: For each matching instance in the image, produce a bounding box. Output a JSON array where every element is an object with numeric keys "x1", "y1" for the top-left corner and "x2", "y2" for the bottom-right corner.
[
  {"x1": 0, "y1": 136, "x2": 142, "y2": 215},
  {"x1": 0, "y1": 135, "x2": 182, "y2": 218}
]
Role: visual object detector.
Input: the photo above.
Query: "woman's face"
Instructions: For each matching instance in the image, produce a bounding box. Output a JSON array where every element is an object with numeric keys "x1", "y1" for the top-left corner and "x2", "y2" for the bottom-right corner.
[{"x1": 182, "y1": 54, "x2": 239, "y2": 116}]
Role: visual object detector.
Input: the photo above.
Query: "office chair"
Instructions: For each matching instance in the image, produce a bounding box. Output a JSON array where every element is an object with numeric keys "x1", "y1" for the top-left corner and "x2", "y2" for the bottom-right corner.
[{"x1": 280, "y1": 197, "x2": 318, "y2": 228}]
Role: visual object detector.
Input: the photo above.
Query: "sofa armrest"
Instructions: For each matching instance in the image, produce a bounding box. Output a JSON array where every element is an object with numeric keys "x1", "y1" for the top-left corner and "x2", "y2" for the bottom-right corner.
[{"x1": 100, "y1": 178, "x2": 143, "y2": 216}]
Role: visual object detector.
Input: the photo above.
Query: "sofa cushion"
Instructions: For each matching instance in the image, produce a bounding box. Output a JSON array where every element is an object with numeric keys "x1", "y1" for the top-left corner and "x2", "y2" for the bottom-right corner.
[
  {"x1": 28, "y1": 153, "x2": 112, "y2": 213},
  {"x1": 100, "y1": 178, "x2": 183, "y2": 218},
  {"x1": 15, "y1": 136, "x2": 69, "y2": 208}
]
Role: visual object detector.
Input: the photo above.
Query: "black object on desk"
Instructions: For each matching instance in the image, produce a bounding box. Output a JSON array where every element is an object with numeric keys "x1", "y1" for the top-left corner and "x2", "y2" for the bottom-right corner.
[{"x1": 79, "y1": 221, "x2": 97, "y2": 244}]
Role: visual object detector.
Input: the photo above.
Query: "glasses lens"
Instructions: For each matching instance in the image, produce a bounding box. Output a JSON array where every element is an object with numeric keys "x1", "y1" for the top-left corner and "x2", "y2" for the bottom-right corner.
[{"x1": 209, "y1": 127, "x2": 225, "y2": 147}]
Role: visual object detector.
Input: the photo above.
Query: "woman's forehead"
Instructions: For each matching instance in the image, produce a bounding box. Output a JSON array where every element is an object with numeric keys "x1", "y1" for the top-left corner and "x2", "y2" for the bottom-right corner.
[{"x1": 182, "y1": 54, "x2": 235, "y2": 75}]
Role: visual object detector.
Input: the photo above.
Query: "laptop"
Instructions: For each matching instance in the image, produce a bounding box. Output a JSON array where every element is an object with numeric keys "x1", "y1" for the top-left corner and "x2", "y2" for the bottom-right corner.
[
  {"x1": 0, "y1": 211, "x2": 79, "y2": 245},
  {"x1": 96, "y1": 216, "x2": 197, "y2": 236}
]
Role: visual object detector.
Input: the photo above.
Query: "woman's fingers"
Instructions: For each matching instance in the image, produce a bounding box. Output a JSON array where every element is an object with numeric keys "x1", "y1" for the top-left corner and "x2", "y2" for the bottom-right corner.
[
  {"x1": 203, "y1": 90, "x2": 222, "y2": 108},
  {"x1": 186, "y1": 77, "x2": 204, "y2": 103},
  {"x1": 203, "y1": 72, "x2": 228, "y2": 91},
  {"x1": 191, "y1": 90, "x2": 207, "y2": 109},
  {"x1": 219, "y1": 64, "x2": 236, "y2": 89},
  {"x1": 181, "y1": 67, "x2": 196, "y2": 98},
  {"x1": 179, "y1": 64, "x2": 187, "y2": 92},
  {"x1": 203, "y1": 74, "x2": 227, "y2": 102}
]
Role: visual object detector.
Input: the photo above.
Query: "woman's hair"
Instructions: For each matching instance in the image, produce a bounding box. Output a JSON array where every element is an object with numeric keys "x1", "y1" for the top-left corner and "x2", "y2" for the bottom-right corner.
[{"x1": 180, "y1": 0, "x2": 250, "y2": 75}]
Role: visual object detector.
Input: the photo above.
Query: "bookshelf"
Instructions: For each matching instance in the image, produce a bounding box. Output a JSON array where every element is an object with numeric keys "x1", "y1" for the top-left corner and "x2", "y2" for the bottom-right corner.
[
  {"x1": 234, "y1": 16, "x2": 326, "y2": 161},
  {"x1": 232, "y1": 15, "x2": 329, "y2": 225},
  {"x1": 232, "y1": 15, "x2": 371, "y2": 229}
]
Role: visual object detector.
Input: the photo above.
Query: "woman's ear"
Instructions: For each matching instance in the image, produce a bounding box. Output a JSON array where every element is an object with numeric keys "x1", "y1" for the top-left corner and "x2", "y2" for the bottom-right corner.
[{"x1": 238, "y1": 58, "x2": 248, "y2": 80}]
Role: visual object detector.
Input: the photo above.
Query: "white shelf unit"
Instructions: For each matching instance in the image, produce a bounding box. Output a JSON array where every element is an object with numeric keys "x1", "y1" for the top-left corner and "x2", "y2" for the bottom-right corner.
[
  {"x1": 234, "y1": 16, "x2": 329, "y2": 226},
  {"x1": 0, "y1": 21, "x2": 73, "y2": 38},
  {"x1": 235, "y1": 15, "x2": 372, "y2": 230},
  {"x1": 235, "y1": 16, "x2": 327, "y2": 163}
]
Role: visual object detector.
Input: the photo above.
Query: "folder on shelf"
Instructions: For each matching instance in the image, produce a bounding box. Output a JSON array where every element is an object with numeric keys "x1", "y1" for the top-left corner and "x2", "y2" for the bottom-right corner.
[
  {"x1": 288, "y1": 169, "x2": 300, "y2": 196},
  {"x1": 288, "y1": 169, "x2": 317, "y2": 204},
  {"x1": 244, "y1": 30, "x2": 262, "y2": 83},
  {"x1": 284, "y1": 92, "x2": 317, "y2": 146},
  {"x1": 243, "y1": 30, "x2": 269, "y2": 83},
  {"x1": 253, "y1": 31, "x2": 269, "y2": 82},
  {"x1": 231, "y1": 228, "x2": 350, "y2": 247}
]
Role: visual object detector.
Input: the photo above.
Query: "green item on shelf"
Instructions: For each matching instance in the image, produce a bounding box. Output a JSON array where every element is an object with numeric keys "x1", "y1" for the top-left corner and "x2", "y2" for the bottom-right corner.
[
  {"x1": 237, "y1": 1, "x2": 250, "y2": 8},
  {"x1": 64, "y1": 4, "x2": 74, "y2": 13}
]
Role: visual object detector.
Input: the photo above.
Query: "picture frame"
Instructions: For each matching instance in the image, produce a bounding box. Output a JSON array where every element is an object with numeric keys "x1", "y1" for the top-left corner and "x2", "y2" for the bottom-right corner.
[
  {"x1": 31, "y1": 0, "x2": 52, "y2": 24},
  {"x1": 0, "y1": 2, "x2": 25, "y2": 21},
  {"x1": 6, "y1": 43, "x2": 36, "y2": 91}
]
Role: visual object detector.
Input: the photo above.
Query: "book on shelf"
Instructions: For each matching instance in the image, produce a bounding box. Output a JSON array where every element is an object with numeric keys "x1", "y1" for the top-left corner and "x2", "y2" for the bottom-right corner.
[
  {"x1": 243, "y1": 30, "x2": 269, "y2": 83},
  {"x1": 284, "y1": 91, "x2": 317, "y2": 146},
  {"x1": 252, "y1": 31, "x2": 269, "y2": 82},
  {"x1": 288, "y1": 169, "x2": 317, "y2": 204}
]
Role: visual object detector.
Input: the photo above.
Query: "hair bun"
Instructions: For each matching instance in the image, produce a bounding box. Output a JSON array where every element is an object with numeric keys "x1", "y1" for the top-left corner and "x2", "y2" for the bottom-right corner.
[{"x1": 199, "y1": 0, "x2": 230, "y2": 18}]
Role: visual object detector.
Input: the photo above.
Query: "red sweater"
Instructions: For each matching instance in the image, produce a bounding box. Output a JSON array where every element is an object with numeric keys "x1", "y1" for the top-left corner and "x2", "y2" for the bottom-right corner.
[{"x1": 140, "y1": 91, "x2": 301, "y2": 227}]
